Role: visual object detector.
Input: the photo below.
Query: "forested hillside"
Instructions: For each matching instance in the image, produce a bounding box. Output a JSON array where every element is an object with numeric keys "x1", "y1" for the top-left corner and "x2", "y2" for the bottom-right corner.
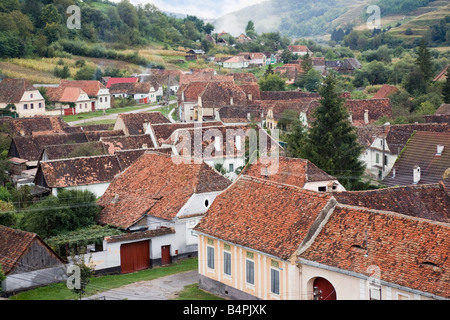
[{"x1": 0, "y1": 0, "x2": 214, "y2": 61}]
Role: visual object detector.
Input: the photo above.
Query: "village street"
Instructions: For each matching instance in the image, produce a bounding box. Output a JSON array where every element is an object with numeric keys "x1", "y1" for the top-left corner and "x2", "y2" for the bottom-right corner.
[
  {"x1": 67, "y1": 101, "x2": 177, "y2": 126},
  {"x1": 83, "y1": 270, "x2": 199, "y2": 300}
]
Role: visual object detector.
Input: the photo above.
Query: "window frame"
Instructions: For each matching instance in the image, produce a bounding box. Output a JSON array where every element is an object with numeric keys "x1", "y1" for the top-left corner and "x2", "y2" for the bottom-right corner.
[{"x1": 206, "y1": 245, "x2": 215, "y2": 270}]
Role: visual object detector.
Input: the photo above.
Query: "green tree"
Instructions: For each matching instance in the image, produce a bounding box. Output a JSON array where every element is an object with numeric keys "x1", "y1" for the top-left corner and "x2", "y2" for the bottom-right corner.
[
  {"x1": 443, "y1": 68, "x2": 450, "y2": 103},
  {"x1": 300, "y1": 74, "x2": 365, "y2": 190},
  {"x1": 54, "y1": 65, "x2": 70, "y2": 79},
  {"x1": 258, "y1": 73, "x2": 286, "y2": 91},
  {"x1": 245, "y1": 20, "x2": 256, "y2": 38},
  {"x1": 20, "y1": 189, "x2": 100, "y2": 238},
  {"x1": 0, "y1": 200, "x2": 16, "y2": 228},
  {"x1": 415, "y1": 39, "x2": 434, "y2": 82},
  {"x1": 304, "y1": 69, "x2": 323, "y2": 92},
  {"x1": 74, "y1": 65, "x2": 96, "y2": 80}
]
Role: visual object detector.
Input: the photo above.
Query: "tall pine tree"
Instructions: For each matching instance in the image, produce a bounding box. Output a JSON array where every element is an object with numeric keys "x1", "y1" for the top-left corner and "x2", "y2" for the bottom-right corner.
[
  {"x1": 443, "y1": 67, "x2": 450, "y2": 104},
  {"x1": 415, "y1": 39, "x2": 433, "y2": 82},
  {"x1": 301, "y1": 74, "x2": 365, "y2": 190}
]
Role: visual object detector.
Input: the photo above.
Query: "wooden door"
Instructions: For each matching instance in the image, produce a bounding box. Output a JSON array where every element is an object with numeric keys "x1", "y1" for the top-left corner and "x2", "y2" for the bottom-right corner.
[
  {"x1": 120, "y1": 240, "x2": 150, "y2": 274},
  {"x1": 313, "y1": 277, "x2": 337, "y2": 300},
  {"x1": 161, "y1": 245, "x2": 171, "y2": 266}
]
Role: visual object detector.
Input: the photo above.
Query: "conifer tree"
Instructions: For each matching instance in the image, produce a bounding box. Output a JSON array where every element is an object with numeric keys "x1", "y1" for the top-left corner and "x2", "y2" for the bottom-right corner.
[
  {"x1": 443, "y1": 67, "x2": 450, "y2": 104},
  {"x1": 301, "y1": 74, "x2": 365, "y2": 189}
]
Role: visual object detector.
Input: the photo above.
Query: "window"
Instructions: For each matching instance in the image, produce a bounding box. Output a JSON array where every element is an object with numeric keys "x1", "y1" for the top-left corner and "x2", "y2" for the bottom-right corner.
[
  {"x1": 30, "y1": 93, "x2": 33, "y2": 98},
  {"x1": 105, "y1": 97, "x2": 108, "y2": 102},
  {"x1": 369, "y1": 286, "x2": 381, "y2": 300},
  {"x1": 207, "y1": 246, "x2": 215, "y2": 270},
  {"x1": 204, "y1": 199, "x2": 209, "y2": 207},
  {"x1": 270, "y1": 268, "x2": 280, "y2": 295},
  {"x1": 23, "y1": 104, "x2": 28, "y2": 110},
  {"x1": 30, "y1": 103, "x2": 34, "y2": 109},
  {"x1": 318, "y1": 186, "x2": 326, "y2": 192},
  {"x1": 376, "y1": 153, "x2": 380, "y2": 164},
  {"x1": 100, "y1": 97, "x2": 103, "y2": 102},
  {"x1": 229, "y1": 163, "x2": 234, "y2": 172},
  {"x1": 39, "y1": 102, "x2": 42, "y2": 108},
  {"x1": 223, "y1": 251, "x2": 231, "y2": 276},
  {"x1": 246, "y1": 260, "x2": 254, "y2": 285}
]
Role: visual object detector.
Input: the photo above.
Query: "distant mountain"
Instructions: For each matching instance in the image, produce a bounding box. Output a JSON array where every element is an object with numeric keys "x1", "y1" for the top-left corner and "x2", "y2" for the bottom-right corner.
[
  {"x1": 213, "y1": 0, "x2": 449, "y2": 40},
  {"x1": 213, "y1": 0, "x2": 371, "y2": 38}
]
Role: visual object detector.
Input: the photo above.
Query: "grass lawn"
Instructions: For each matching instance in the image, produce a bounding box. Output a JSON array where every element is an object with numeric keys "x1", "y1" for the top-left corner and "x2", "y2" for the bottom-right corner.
[
  {"x1": 9, "y1": 257, "x2": 199, "y2": 300},
  {"x1": 62, "y1": 103, "x2": 159, "y2": 123},
  {"x1": 172, "y1": 283, "x2": 225, "y2": 300}
]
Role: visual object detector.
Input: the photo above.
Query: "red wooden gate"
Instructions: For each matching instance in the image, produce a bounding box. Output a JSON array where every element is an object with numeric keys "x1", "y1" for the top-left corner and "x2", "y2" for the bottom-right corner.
[
  {"x1": 313, "y1": 277, "x2": 337, "y2": 300},
  {"x1": 120, "y1": 240, "x2": 150, "y2": 274}
]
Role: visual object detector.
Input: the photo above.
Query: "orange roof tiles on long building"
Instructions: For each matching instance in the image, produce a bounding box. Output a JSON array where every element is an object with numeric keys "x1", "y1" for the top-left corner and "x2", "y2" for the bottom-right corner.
[{"x1": 97, "y1": 152, "x2": 231, "y2": 229}]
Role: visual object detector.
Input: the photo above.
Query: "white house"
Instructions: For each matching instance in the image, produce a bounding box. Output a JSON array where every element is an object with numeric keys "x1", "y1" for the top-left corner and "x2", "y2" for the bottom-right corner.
[
  {"x1": 94, "y1": 152, "x2": 231, "y2": 273},
  {"x1": 34, "y1": 155, "x2": 123, "y2": 198},
  {"x1": 223, "y1": 55, "x2": 250, "y2": 69},
  {"x1": 109, "y1": 82, "x2": 160, "y2": 104},
  {"x1": 59, "y1": 80, "x2": 111, "y2": 111},
  {"x1": 288, "y1": 45, "x2": 313, "y2": 57},
  {"x1": 0, "y1": 78, "x2": 46, "y2": 117}
]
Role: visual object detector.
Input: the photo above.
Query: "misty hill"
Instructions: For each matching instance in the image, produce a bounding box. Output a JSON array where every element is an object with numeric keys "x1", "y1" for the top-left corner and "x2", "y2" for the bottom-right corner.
[{"x1": 213, "y1": 0, "x2": 447, "y2": 40}]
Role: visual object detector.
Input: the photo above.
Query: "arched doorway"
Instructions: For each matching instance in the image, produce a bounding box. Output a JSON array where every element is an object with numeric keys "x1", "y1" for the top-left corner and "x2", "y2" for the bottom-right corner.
[{"x1": 313, "y1": 277, "x2": 337, "y2": 300}]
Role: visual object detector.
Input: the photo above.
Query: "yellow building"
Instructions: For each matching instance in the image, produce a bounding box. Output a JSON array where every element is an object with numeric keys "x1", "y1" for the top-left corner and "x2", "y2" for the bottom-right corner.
[{"x1": 194, "y1": 175, "x2": 450, "y2": 300}]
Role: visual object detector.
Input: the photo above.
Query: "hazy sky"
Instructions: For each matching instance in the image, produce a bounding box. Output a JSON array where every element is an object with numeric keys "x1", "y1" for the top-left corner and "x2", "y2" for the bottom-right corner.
[{"x1": 123, "y1": 0, "x2": 267, "y2": 19}]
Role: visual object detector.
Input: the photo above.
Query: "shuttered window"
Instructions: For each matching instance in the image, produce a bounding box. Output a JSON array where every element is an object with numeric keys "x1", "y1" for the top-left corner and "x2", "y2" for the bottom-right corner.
[
  {"x1": 271, "y1": 268, "x2": 280, "y2": 295},
  {"x1": 207, "y1": 246, "x2": 215, "y2": 270},
  {"x1": 223, "y1": 251, "x2": 231, "y2": 276},
  {"x1": 246, "y1": 260, "x2": 254, "y2": 285}
]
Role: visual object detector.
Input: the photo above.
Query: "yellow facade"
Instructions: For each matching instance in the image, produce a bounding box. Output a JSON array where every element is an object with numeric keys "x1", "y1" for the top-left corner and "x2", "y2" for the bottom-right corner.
[{"x1": 198, "y1": 234, "x2": 292, "y2": 300}]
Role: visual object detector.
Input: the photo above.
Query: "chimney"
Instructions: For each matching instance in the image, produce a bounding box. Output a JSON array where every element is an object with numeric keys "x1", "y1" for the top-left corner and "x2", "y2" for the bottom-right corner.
[
  {"x1": 364, "y1": 110, "x2": 369, "y2": 124},
  {"x1": 230, "y1": 97, "x2": 234, "y2": 105},
  {"x1": 436, "y1": 144, "x2": 444, "y2": 156},
  {"x1": 413, "y1": 165, "x2": 421, "y2": 184}
]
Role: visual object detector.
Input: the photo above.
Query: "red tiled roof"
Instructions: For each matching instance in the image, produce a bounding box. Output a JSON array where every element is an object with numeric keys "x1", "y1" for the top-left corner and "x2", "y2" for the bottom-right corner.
[
  {"x1": 333, "y1": 183, "x2": 450, "y2": 223},
  {"x1": 372, "y1": 84, "x2": 399, "y2": 99},
  {"x1": 0, "y1": 78, "x2": 35, "y2": 103},
  {"x1": 299, "y1": 204, "x2": 450, "y2": 299},
  {"x1": 97, "y1": 152, "x2": 231, "y2": 229},
  {"x1": 47, "y1": 86, "x2": 88, "y2": 103},
  {"x1": 345, "y1": 99, "x2": 392, "y2": 126},
  {"x1": 0, "y1": 116, "x2": 75, "y2": 137},
  {"x1": 60, "y1": 80, "x2": 106, "y2": 97},
  {"x1": 242, "y1": 156, "x2": 337, "y2": 187},
  {"x1": 0, "y1": 225, "x2": 65, "y2": 275},
  {"x1": 37, "y1": 154, "x2": 122, "y2": 188},
  {"x1": 194, "y1": 175, "x2": 334, "y2": 260},
  {"x1": 115, "y1": 112, "x2": 170, "y2": 135},
  {"x1": 106, "y1": 77, "x2": 138, "y2": 88},
  {"x1": 100, "y1": 134, "x2": 155, "y2": 153}
]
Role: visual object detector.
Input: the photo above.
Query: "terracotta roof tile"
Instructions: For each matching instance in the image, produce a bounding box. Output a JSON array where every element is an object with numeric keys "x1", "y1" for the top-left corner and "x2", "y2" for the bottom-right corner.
[
  {"x1": 116, "y1": 112, "x2": 170, "y2": 135},
  {"x1": 0, "y1": 225, "x2": 65, "y2": 275},
  {"x1": 299, "y1": 204, "x2": 450, "y2": 299},
  {"x1": 100, "y1": 134, "x2": 155, "y2": 153},
  {"x1": 372, "y1": 84, "x2": 399, "y2": 99},
  {"x1": 242, "y1": 156, "x2": 336, "y2": 187},
  {"x1": 37, "y1": 154, "x2": 122, "y2": 188},
  {"x1": 0, "y1": 116, "x2": 75, "y2": 137},
  {"x1": 194, "y1": 175, "x2": 333, "y2": 260},
  {"x1": 60, "y1": 80, "x2": 106, "y2": 97},
  {"x1": 333, "y1": 183, "x2": 450, "y2": 223},
  {"x1": 97, "y1": 152, "x2": 231, "y2": 229},
  {"x1": 9, "y1": 132, "x2": 88, "y2": 161},
  {"x1": 0, "y1": 78, "x2": 35, "y2": 103}
]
